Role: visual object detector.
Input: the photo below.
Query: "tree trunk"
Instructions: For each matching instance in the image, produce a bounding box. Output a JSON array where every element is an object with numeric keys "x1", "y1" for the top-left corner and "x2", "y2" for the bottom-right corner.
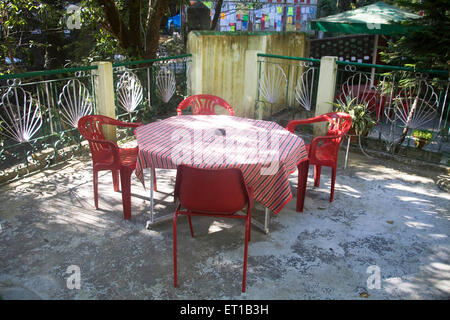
[
  {"x1": 98, "y1": 0, "x2": 134, "y2": 55},
  {"x1": 128, "y1": 0, "x2": 143, "y2": 57},
  {"x1": 97, "y1": 0, "x2": 169, "y2": 60},
  {"x1": 390, "y1": 85, "x2": 422, "y2": 154},
  {"x1": 210, "y1": 0, "x2": 223, "y2": 30},
  {"x1": 144, "y1": 0, "x2": 170, "y2": 59}
]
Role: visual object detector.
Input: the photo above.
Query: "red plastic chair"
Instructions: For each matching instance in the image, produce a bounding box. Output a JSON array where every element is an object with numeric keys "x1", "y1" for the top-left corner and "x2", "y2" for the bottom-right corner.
[
  {"x1": 78, "y1": 115, "x2": 156, "y2": 220},
  {"x1": 286, "y1": 112, "x2": 352, "y2": 202},
  {"x1": 177, "y1": 94, "x2": 234, "y2": 116},
  {"x1": 172, "y1": 165, "x2": 253, "y2": 292}
]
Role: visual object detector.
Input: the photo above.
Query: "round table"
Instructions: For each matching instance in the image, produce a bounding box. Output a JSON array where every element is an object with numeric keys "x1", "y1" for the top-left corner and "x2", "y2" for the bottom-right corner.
[{"x1": 134, "y1": 115, "x2": 308, "y2": 230}]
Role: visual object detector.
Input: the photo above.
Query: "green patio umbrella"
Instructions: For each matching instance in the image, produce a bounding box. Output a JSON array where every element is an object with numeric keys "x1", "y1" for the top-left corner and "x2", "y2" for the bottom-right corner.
[
  {"x1": 310, "y1": 1, "x2": 422, "y2": 81},
  {"x1": 311, "y1": 1, "x2": 421, "y2": 35}
]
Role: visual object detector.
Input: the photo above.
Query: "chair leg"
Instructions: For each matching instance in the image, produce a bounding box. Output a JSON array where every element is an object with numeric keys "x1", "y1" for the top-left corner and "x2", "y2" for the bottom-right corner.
[
  {"x1": 152, "y1": 168, "x2": 158, "y2": 192},
  {"x1": 314, "y1": 165, "x2": 321, "y2": 187},
  {"x1": 173, "y1": 212, "x2": 178, "y2": 288},
  {"x1": 248, "y1": 222, "x2": 251, "y2": 242},
  {"x1": 242, "y1": 215, "x2": 251, "y2": 293},
  {"x1": 187, "y1": 215, "x2": 194, "y2": 237},
  {"x1": 296, "y1": 160, "x2": 309, "y2": 212},
  {"x1": 112, "y1": 170, "x2": 120, "y2": 192},
  {"x1": 120, "y1": 167, "x2": 133, "y2": 220},
  {"x1": 93, "y1": 169, "x2": 99, "y2": 209},
  {"x1": 330, "y1": 166, "x2": 337, "y2": 202}
]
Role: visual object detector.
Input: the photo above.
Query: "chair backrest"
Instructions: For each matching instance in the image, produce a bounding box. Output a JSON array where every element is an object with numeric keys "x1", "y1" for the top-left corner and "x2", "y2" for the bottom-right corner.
[
  {"x1": 310, "y1": 112, "x2": 352, "y2": 148},
  {"x1": 177, "y1": 94, "x2": 234, "y2": 116},
  {"x1": 308, "y1": 113, "x2": 352, "y2": 164},
  {"x1": 78, "y1": 115, "x2": 119, "y2": 160},
  {"x1": 174, "y1": 165, "x2": 250, "y2": 214},
  {"x1": 324, "y1": 112, "x2": 352, "y2": 139}
]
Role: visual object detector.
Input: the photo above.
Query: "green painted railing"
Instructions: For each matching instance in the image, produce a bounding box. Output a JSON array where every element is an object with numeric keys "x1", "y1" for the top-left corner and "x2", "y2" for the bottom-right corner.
[
  {"x1": 335, "y1": 60, "x2": 449, "y2": 77},
  {"x1": 335, "y1": 59, "x2": 450, "y2": 163},
  {"x1": 112, "y1": 54, "x2": 192, "y2": 67},
  {"x1": 0, "y1": 66, "x2": 98, "y2": 181},
  {"x1": 0, "y1": 55, "x2": 192, "y2": 182},
  {"x1": 0, "y1": 65, "x2": 98, "y2": 80},
  {"x1": 256, "y1": 53, "x2": 320, "y2": 119},
  {"x1": 256, "y1": 53, "x2": 449, "y2": 164},
  {"x1": 257, "y1": 53, "x2": 320, "y2": 63},
  {"x1": 112, "y1": 54, "x2": 191, "y2": 121}
]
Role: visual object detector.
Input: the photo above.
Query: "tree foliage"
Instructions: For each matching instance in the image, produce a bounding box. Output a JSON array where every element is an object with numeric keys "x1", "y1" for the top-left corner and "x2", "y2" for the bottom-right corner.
[
  {"x1": 380, "y1": 0, "x2": 450, "y2": 71},
  {"x1": 0, "y1": 1, "x2": 49, "y2": 73},
  {"x1": 81, "y1": 0, "x2": 184, "y2": 61},
  {"x1": 0, "y1": 1, "x2": 100, "y2": 73},
  {"x1": 317, "y1": 0, "x2": 379, "y2": 18},
  {"x1": 0, "y1": 0, "x2": 185, "y2": 74}
]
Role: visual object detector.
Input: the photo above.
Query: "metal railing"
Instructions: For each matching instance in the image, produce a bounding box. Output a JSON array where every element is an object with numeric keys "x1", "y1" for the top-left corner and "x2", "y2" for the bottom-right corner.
[
  {"x1": 112, "y1": 54, "x2": 191, "y2": 122},
  {"x1": 0, "y1": 54, "x2": 192, "y2": 182},
  {"x1": 255, "y1": 53, "x2": 320, "y2": 120},
  {"x1": 0, "y1": 66, "x2": 98, "y2": 179},
  {"x1": 335, "y1": 60, "x2": 449, "y2": 163},
  {"x1": 1, "y1": 50, "x2": 448, "y2": 183}
]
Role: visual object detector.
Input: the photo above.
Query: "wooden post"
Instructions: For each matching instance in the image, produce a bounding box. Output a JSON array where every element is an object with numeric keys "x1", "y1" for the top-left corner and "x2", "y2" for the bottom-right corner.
[
  {"x1": 92, "y1": 61, "x2": 116, "y2": 141},
  {"x1": 314, "y1": 56, "x2": 338, "y2": 136},
  {"x1": 244, "y1": 50, "x2": 259, "y2": 118}
]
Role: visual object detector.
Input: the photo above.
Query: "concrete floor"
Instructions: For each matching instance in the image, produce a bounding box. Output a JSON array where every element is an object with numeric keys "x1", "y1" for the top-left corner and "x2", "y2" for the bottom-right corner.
[{"x1": 0, "y1": 148, "x2": 449, "y2": 300}]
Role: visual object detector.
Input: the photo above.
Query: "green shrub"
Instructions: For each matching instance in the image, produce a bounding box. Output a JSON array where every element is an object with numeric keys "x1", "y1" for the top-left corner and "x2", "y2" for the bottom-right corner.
[
  {"x1": 331, "y1": 96, "x2": 376, "y2": 136},
  {"x1": 411, "y1": 129, "x2": 433, "y2": 141}
]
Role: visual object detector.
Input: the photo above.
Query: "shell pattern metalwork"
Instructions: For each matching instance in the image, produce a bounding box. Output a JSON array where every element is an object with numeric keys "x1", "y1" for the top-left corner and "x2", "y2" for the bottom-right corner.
[
  {"x1": 259, "y1": 64, "x2": 287, "y2": 104},
  {"x1": 156, "y1": 66, "x2": 176, "y2": 103},
  {"x1": 58, "y1": 79, "x2": 93, "y2": 128},
  {"x1": 338, "y1": 72, "x2": 376, "y2": 107},
  {"x1": 0, "y1": 85, "x2": 42, "y2": 143},
  {"x1": 116, "y1": 70, "x2": 143, "y2": 113},
  {"x1": 294, "y1": 67, "x2": 316, "y2": 111},
  {"x1": 390, "y1": 80, "x2": 438, "y2": 129}
]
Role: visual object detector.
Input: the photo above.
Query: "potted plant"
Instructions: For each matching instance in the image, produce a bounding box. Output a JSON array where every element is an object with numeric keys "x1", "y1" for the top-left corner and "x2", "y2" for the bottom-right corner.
[
  {"x1": 411, "y1": 129, "x2": 433, "y2": 149},
  {"x1": 331, "y1": 96, "x2": 376, "y2": 142}
]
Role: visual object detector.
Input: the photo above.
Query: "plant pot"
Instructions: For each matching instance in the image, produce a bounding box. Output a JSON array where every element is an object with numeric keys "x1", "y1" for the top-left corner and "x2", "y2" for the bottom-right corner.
[
  {"x1": 413, "y1": 137, "x2": 429, "y2": 149},
  {"x1": 347, "y1": 128, "x2": 369, "y2": 144}
]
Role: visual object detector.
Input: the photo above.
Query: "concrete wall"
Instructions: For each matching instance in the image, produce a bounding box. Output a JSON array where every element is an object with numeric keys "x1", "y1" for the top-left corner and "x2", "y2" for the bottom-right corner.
[{"x1": 187, "y1": 31, "x2": 309, "y2": 118}]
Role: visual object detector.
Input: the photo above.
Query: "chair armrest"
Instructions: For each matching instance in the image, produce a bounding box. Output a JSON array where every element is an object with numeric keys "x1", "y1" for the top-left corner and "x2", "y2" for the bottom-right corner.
[
  {"x1": 286, "y1": 118, "x2": 329, "y2": 133},
  {"x1": 116, "y1": 120, "x2": 142, "y2": 128}
]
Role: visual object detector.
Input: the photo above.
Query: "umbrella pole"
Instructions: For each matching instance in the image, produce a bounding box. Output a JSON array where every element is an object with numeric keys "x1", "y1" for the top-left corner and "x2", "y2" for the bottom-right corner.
[{"x1": 370, "y1": 34, "x2": 379, "y2": 87}]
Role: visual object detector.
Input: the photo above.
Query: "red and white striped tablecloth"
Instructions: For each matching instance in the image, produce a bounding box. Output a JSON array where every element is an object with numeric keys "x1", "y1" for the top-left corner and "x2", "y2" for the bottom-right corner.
[{"x1": 134, "y1": 115, "x2": 308, "y2": 214}]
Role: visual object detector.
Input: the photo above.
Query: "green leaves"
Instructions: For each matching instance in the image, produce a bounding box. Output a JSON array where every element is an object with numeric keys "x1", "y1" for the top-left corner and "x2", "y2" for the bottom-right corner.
[
  {"x1": 411, "y1": 129, "x2": 433, "y2": 140},
  {"x1": 331, "y1": 96, "x2": 376, "y2": 136},
  {"x1": 381, "y1": 0, "x2": 450, "y2": 71},
  {"x1": 0, "y1": 0, "x2": 54, "y2": 72}
]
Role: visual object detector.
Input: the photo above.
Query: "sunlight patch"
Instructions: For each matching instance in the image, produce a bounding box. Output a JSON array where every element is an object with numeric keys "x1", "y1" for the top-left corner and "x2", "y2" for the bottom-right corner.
[
  {"x1": 404, "y1": 221, "x2": 434, "y2": 229},
  {"x1": 388, "y1": 183, "x2": 449, "y2": 200},
  {"x1": 429, "y1": 262, "x2": 450, "y2": 272},
  {"x1": 208, "y1": 221, "x2": 234, "y2": 234},
  {"x1": 428, "y1": 234, "x2": 448, "y2": 239},
  {"x1": 383, "y1": 277, "x2": 420, "y2": 298}
]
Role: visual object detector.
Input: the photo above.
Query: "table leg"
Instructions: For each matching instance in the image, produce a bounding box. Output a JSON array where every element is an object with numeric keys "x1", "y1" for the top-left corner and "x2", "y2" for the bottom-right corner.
[
  {"x1": 344, "y1": 137, "x2": 351, "y2": 169},
  {"x1": 146, "y1": 168, "x2": 175, "y2": 229},
  {"x1": 143, "y1": 167, "x2": 272, "y2": 234},
  {"x1": 146, "y1": 168, "x2": 155, "y2": 229},
  {"x1": 296, "y1": 160, "x2": 309, "y2": 212},
  {"x1": 250, "y1": 207, "x2": 270, "y2": 234},
  {"x1": 264, "y1": 208, "x2": 270, "y2": 234}
]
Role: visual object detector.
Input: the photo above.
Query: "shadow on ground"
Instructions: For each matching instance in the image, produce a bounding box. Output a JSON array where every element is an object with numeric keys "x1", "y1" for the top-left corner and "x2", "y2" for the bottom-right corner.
[{"x1": 0, "y1": 149, "x2": 449, "y2": 300}]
